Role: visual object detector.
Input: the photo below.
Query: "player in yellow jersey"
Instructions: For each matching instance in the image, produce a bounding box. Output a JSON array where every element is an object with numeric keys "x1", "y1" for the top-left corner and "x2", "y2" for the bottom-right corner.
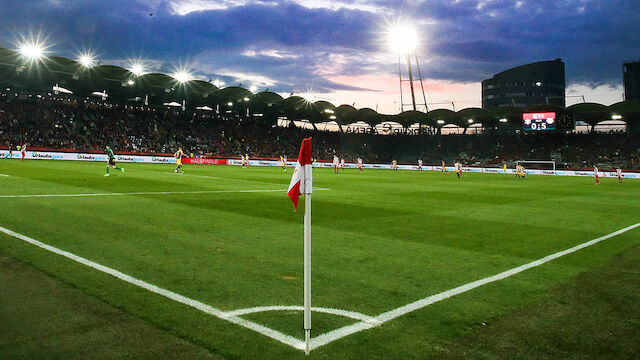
[
  {"x1": 503, "y1": 163, "x2": 507, "y2": 173},
  {"x1": 441, "y1": 160, "x2": 446, "y2": 173},
  {"x1": 174, "y1": 147, "x2": 186, "y2": 173},
  {"x1": 392, "y1": 159, "x2": 398, "y2": 171}
]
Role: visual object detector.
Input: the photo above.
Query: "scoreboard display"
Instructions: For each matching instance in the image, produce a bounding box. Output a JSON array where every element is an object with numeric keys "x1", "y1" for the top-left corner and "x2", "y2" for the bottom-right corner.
[{"x1": 523, "y1": 112, "x2": 556, "y2": 131}]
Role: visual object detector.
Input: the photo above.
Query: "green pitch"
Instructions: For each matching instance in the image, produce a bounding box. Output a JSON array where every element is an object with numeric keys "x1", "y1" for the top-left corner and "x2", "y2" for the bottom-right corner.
[{"x1": 1, "y1": 160, "x2": 639, "y2": 359}]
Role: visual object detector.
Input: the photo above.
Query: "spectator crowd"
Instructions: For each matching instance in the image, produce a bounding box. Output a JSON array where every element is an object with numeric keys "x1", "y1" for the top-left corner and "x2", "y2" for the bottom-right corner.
[{"x1": 1, "y1": 97, "x2": 638, "y2": 169}]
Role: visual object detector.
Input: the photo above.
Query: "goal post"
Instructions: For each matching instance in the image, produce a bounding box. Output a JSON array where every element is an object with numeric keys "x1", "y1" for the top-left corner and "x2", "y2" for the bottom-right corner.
[{"x1": 516, "y1": 160, "x2": 556, "y2": 172}]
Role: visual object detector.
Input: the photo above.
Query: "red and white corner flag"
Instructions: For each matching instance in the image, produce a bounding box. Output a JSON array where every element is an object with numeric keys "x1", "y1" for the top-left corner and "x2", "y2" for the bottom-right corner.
[
  {"x1": 287, "y1": 137, "x2": 313, "y2": 211},
  {"x1": 287, "y1": 137, "x2": 314, "y2": 354}
]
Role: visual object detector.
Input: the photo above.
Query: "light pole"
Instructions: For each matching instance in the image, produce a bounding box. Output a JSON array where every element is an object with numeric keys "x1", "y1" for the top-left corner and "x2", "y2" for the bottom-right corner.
[{"x1": 386, "y1": 21, "x2": 428, "y2": 113}]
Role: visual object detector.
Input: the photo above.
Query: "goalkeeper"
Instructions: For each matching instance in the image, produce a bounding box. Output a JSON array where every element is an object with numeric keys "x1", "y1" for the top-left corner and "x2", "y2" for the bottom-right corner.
[{"x1": 104, "y1": 146, "x2": 124, "y2": 176}]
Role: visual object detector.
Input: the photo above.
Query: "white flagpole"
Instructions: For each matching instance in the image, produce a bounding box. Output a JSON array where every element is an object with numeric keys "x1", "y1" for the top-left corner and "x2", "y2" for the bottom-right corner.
[{"x1": 303, "y1": 192, "x2": 311, "y2": 355}]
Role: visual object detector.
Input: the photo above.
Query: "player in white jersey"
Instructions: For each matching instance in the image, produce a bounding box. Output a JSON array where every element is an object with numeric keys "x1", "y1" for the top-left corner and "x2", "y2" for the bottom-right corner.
[
  {"x1": 616, "y1": 167, "x2": 623, "y2": 183},
  {"x1": 340, "y1": 158, "x2": 345, "y2": 170},
  {"x1": 245, "y1": 153, "x2": 250, "y2": 167},
  {"x1": 418, "y1": 159, "x2": 423, "y2": 171},
  {"x1": 594, "y1": 165, "x2": 599, "y2": 185},
  {"x1": 20, "y1": 143, "x2": 28, "y2": 161},
  {"x1": 455, "y1": 162, "x2": 462, "y2": 178},
  {"x1": 333, "y1": 155, "x2": 339, "y2": 173},
  {"x1": 357, "y1": 157, "x2": 363, "y2": 172}
]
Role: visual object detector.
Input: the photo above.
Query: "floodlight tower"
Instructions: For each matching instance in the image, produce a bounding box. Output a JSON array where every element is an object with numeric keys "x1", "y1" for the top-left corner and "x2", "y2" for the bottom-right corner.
[{"x1": 387, "y1": 22, "x2": 428, "y2": 112}]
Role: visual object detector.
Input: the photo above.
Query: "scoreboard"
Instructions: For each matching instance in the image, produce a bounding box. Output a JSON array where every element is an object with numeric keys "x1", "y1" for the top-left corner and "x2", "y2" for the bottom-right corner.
[{"x1": 523, "y1": 112, "x2": 556, "y2": 131}]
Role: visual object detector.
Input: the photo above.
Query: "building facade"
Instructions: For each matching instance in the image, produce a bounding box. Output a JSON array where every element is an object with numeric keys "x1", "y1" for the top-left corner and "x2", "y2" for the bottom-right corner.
[
  {"x1": 623, "y1": 61, "x2": 640, "y2": 101},
  {"x1": 482, "y1": 59, "x2": 565, "y2": 109}
]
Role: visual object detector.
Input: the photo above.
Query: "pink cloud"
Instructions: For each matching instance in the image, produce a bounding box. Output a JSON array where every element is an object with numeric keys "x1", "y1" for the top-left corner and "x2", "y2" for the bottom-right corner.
[{"x1": 327, "y1": 74, "x2": 481, "y2": 114}]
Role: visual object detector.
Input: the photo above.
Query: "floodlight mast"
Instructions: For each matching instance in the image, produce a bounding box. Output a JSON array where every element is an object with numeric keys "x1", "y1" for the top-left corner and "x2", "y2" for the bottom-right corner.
[{"x1": 389, "y1": 22, "x2": 429, "y2": 113}]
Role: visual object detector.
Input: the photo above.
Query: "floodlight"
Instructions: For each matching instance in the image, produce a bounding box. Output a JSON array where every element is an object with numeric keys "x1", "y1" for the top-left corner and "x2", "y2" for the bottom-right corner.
[
  {"x1": 173, "y1": 70, "x2": 192, "y2": 83},
  {"x1": 249, "y1": 85, "x2": 258, "y2": 93},
  {"x1": 612, "y1": 114, "x2": 623, "y2": 120},
  {"x1": 19, "y1": 42, "x2": 45, "y2": 61},
  {"x1": 499, "y1": 118, "x2": 508, "y2": 123},
  {"x1": 468, "y1": 119, "x2": 474, "y2": 124},
  {"x1": 386, "y1": 21, "x2": 419, "y2": 55},
  {"x1": 130, "y1": 63, "x2": 145, "y2": 76},
  {"x1": 127, "y1": 80, "x2": 135, "y2": 86},
  {"x1": 324, "y1": 109, "x2": 334, "y2": 114},
  {"x1": 329, "y1": 115, "x2": 337, "y2": 120},
  {"x1": 437, "y1": 120, "x2": 445, "y2": 124},
  {"x1": 227, "y1": 102, "x2": 233, "y2": 106},
  {"x1": 535, "y1": 82, "x2": 542, "y2": 86},
  {"x1": 214, "y1": 79, "x2": 225, "y2": 87},
  {"x1": 244, "y1": 97, "x2": 250, "y2": 101},
  {"x1": 302, "y1": 92, "x2": 315, "y2": 103},
  {"x1": 78, "y1": 54, "x2": 95, "y2": 68}
]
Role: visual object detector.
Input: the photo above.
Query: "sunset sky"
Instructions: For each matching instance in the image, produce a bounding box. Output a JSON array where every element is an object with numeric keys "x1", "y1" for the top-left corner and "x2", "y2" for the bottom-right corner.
[{"x1": 2, "y1": 0, "x2": 639, "y2": 113}]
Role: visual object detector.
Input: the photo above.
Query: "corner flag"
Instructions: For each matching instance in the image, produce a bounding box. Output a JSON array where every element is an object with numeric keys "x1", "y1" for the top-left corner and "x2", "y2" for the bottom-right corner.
[
  {"x1": 287, "y1": 137, "x2": 313, "y2": 211},
  {"x1": 287, "y1": 137, "x2": 313, "y2": 355}
]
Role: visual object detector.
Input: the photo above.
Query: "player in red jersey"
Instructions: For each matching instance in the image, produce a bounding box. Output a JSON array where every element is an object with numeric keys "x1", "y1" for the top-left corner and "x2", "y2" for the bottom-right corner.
[
  {"x1": 418, "y1": 159, "x2": 423, "y2": 171},
  {"x1": 593, "y1": 165, "x2": 599, "y2": 185}
]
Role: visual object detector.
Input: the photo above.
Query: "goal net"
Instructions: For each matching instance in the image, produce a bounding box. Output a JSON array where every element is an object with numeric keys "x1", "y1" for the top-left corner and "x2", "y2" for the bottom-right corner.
[{"x1": 516, "y1": 160, "x2": 556, "y2": 172}]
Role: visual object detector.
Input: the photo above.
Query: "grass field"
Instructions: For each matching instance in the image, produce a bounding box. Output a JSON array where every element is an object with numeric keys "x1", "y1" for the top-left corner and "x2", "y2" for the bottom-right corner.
[{"x1": 1, "y1": 159, "x2": 639, "y2": 359}]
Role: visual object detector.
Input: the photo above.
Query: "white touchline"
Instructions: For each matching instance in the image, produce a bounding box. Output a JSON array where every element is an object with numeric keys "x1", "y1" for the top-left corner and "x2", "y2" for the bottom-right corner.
[
  {"x1": 0, "y1": 225, "x2": 305, "y2": 350},
  {"x1": 0, "y1": 223, "x2": 638, "y2": 353},
  {"x1": 0, "y1": 174, "x2": 9, "y2": 177},
  {"x1": 309, "y1": 222, "x2": 640, "y2": 350},
  {"x1": 0, "y1": 188, "x2": 330, "y2": 198}
]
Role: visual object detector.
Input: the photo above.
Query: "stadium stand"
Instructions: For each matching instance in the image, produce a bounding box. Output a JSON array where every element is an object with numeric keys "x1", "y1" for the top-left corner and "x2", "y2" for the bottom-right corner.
[
  {"x1": 2, "y1": 96, "x2": 639, "y2": 169},
  {"x1": 1, "y1": 46, "x2": 639, "y2": 169}
]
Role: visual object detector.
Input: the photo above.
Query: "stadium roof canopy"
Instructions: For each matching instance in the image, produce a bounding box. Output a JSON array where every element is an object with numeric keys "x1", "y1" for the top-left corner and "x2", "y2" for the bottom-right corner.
[{"x1": 1, "y1": 47, "x2": 639, "y2": 131}]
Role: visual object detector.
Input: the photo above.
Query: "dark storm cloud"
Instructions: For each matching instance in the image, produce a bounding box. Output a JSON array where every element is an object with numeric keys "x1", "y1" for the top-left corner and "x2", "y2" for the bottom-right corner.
[
  {"x1": 0, "y1": 0, "x2": 380, "y2": 92},
  {"x1": 0, "y1": 0, "x2": 638, "y2": 93},
  {"x1": 414, "y1": 0, "x2": 640, "y2": 84}
]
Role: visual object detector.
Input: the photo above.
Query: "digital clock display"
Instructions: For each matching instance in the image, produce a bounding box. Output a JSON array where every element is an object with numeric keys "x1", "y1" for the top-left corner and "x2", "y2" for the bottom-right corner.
[{"x1": 523, "y1": 112, "x2": 556, "y2": 131}]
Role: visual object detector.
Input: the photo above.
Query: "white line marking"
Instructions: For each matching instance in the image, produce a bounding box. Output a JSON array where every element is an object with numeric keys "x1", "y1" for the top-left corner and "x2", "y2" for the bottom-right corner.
[
  {"x1": 0, "y1": 174, "x2": 9, "y2": 177},
  {"x1": 0, "y1": 225, "x2": 305, "y2": 350},
  {"x1": 0, "y1": 188, "x2": 329, "y2": 199},
  {"x1": 0, "y1": 189, "x2": 284, "y2": 198},
  {"x1": 309, "y1": 222, "x2": 640, "y2": 350},
  {"x1": 226, "y1": 306, "x2": 380, "y2": 324},
  {"x1": 1, "y1": 223, "x2": 637, "y2": 352}
]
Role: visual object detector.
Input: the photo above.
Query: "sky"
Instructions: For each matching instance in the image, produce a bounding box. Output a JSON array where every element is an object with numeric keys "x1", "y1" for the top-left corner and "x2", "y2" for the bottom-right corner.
[{"x1": 1, "y1": 0, "x2": 639, "y2": 114}]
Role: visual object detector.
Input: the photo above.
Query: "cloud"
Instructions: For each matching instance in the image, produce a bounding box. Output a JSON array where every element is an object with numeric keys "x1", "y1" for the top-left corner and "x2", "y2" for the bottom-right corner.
[{"x1": 0, "y1": 0, "x2": 637, "y2": 105}]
